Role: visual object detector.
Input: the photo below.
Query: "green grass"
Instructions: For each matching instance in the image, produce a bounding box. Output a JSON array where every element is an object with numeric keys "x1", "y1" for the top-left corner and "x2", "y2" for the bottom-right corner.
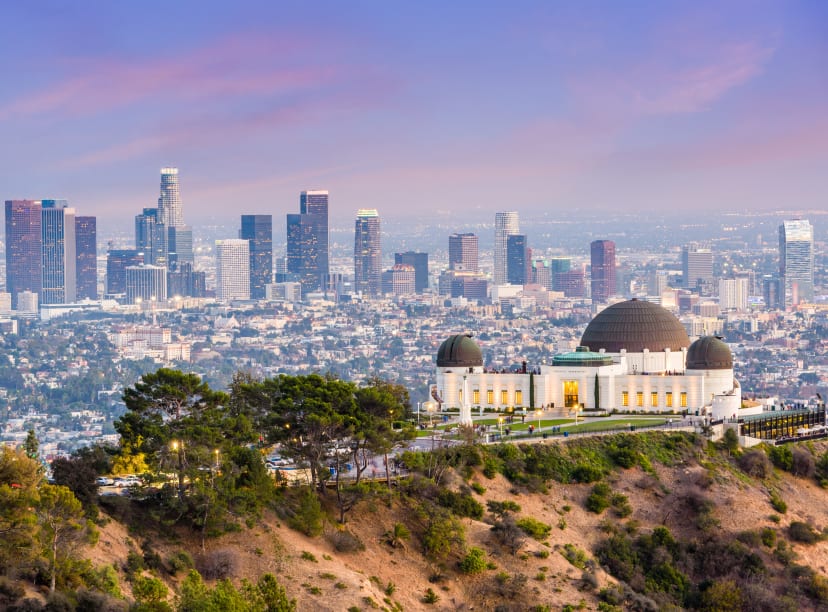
[{"x1": 565, "y1": 418, "x2": 667, "y2": 434}]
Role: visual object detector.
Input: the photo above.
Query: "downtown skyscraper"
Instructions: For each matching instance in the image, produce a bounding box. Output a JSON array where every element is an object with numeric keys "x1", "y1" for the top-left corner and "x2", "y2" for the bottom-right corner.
[
  {"x1": 41, "y1": 200, "x2": 76, "y2": 305},
  {"x1": 135, "y1": 168, "x2": 193, "y2": 270},
  {"x1": 216, "y1": 239, "x2": 251, "y2": 302},
  {"x1": 590, "y1": 239, "x2": 616, "y2": 302},
  {"x1": 506, "y1": 234, "x2": 527, "y2": 285},
  {"x1": 287, "y1": 190, "x2": 329, "y2": 292},
  {"x1": 5, "y1": 200, "x2": 42, "y2": 309},
  {"x1": 448, "y1": 233, "x2": 478, "y2": 272},
  {"x1": 354, "y1": 209, "x2": 381, "y2": 297},
  {"x1": 779, "y1": 219, "x2": 814, "y2": 306},
  {"x1": 240, "y1": 215, "x2": 273, "y2": 300},
  {"x1": 158, "y1": 167, "x2": 184, "y2": 227},
  {"x1": 75, "y1": 216, "x2": 97, "y2": 300},
  {"x1": 494, "y1": 211, "x2": 520, "y2": 286}
]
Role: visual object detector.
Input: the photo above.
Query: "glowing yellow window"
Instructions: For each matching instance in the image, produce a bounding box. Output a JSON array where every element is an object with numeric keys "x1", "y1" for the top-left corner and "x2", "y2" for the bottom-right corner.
[
  {"x1": 651, "y1": 392, "x2": 658, "y2": 406},
  {"x1": 487, "y1": 390, "x2": 494, "y2": 404},
  {"x1": 666, "y1": 392, "x2": 673, "y2": 408},
  {"x1": 515, "y1": 390, "x2": 523, "y2": 406},
  {"x1": 622, "y1": 391, "x2": 629, "y2": 407},
  {"x1": 458, "y1": 390, "x2": 462, "y2": 402},
  {"x1": 473, "y1": 390, "x2": 480, "y2": 404},
  {"x1": 680, "y1": 392, "x2": 687, "y2": 407},
  {"x1": 501, "y1": 390, "x2": 509, "y2": 404},
  {"x1": 636, "y1": 392, "x2": 644, "y2": 407}
]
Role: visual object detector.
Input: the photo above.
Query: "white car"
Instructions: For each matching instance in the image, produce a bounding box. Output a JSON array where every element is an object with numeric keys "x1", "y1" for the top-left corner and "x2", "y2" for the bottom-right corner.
[{"x1": 96, "y1": 477, "x2": 114, "y2": 486}]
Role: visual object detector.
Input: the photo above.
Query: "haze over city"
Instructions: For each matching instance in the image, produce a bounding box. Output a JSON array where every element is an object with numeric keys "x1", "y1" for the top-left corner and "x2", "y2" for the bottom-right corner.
[{"x1": 2, "y1": 1, "x2": 826, "y2": 224}]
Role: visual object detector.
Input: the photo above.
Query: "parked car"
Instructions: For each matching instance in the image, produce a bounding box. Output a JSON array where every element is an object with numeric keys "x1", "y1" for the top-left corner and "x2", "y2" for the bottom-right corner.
[{"x1": 96, "y1": 477, "x2": 114, "y2": 486}]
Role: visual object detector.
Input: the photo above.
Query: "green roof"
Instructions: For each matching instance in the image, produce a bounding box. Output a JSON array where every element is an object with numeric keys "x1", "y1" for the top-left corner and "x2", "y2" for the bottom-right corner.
[{"x1": 552, "y1": 346, "x2": 614, "y2": 367}]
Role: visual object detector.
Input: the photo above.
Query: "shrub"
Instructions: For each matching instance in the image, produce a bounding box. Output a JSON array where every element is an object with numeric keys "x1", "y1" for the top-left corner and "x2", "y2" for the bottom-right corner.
[
  {"x1": 300, "y1": 551, "x2": 318, "y2": 562},
  {"x1": 460, "y1": 547, "x2": 488, "y2": 574},
  {"x1": 789, "y1": 521, "x2": 821, "y2": 544},
  {"x1": 131, "y1": 575, "x2": 168, "y2": 604},
  {"x1": 770, "y1": 492, "x2": 787, "y2": 514},
  {"x1": 125, "y1": 550, "x2": 145, "y2": 576},
  {"x1": 167, "y1": 551, "x2": 194, "y2": 575},
  {"x1": 769, "y1": 446, "x2": 793, "y2": 471},
  {"x1": 422, "y1": 509, "x2": 465, "y2": 562},
  {"x1": 288, "y1": 489, "x2": 325, "y2": 537},
  {"x1": 561, "y1": 544, "x2": 589, "y2": 569},
  {"x1": 436, "y1": 490, "x2": 484, "y2": 520},
  {"x1": 423, "y1": 588, "x2": 440, "y2": 604},
  {"x1": 482, "y1": 456, "x2": 501, "y2": 479},
  {"x1": 487, "y1": 500, "x2": 521, "y2": 518},
  {"x1": 792, "y1": 448, "x2": 815, "y2": 478},
  {"x1": 197, "y1": 548, "x2": 239, "y2": 580},
  {"x1": 330, "y1": 529, "x2": 365, "y2": 553},
  {"x1": 738, "y1": 450, "x2": 770, "y2": 478},
  {"x1": 383, "y1": 523, "x2": 411, "y2": 549},
  {"x1": 572, "y1": 463, "x2": 604, "y2": 483},
  {"x1": 491, "y1": 516, "x2": 526, "y2": 555},
  {"x1": 586, "y1": 483, "x2": 612, "y2": 514},
  {"x1": 470, "y1": 482, "x2": 486, "y2": 495},
  {"x1": 611, "y1": 493, "x2": 632, "y2": 518},
  {"x1": 761, "y1": 527, "x2": 777, "y2": 547},
  {"x1": 516, "y1": 517, "x2": 552, "y2": 541}
]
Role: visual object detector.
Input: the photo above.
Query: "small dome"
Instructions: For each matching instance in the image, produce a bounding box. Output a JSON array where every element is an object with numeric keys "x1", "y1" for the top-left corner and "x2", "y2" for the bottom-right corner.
[
  {"x1": 581, "y1": 299, "x2": 690, "y2": 353},
  {"x1": 553, "y1": 346, "x2": 614, "y2": 367},
  {"x1": 436, "y1": 334, "x2": 483, "y2": 368},
  {"x1": 686, "y1": 336, "x2": 733, "y2": 370}
]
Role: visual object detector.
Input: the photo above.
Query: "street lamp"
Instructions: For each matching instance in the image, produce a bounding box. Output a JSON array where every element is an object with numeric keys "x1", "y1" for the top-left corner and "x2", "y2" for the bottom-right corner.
[
  {"x1": 498, "y1": 417, "x2": 504, "y2": 437},
  {"x1": 536, "y1": 409, "x2": 542, "y2": 432}
]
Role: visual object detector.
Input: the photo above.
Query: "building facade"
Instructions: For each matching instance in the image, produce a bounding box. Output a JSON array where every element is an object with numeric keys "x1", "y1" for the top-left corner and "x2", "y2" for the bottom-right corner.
[
  {"x1": 779, "y1": 219, "x2": 814, "y2": 306},
  {"x1": 494, "y1": 211, "x2": 520, "y2": 286},
  {"x1": 382, "y1": 263, "x2": 415, "y2": 296},
  {"x1": 394, "y1": 251, "x2": 429, "y2": 293},
  {"x1": 287, "y1": 190, "x2": 329, "y2": 292},
  {"x1": 449, "y1": 233, "x2": 478, "y2": 272},
  {"x1": 682, "y1": 244, "x2": 713, "y2": 292},
  {"x1": 5, "y1": 200, "x2": 43, "y2": 309},
  {"x1": 240, "y1": 215, "x2": 273, "y2": 299},
  {"x1": 216, "y1": 239, "x2": 251, "y2": 302},
  {"x1": 354, "y1": 209, "x2": 381, "y2": 297},
  {"x1": 590, "y1": 239, "x2": 616, "y2": 302},
  {"x1": 75, "y1": 216, "x2": 97, "y2": 300},
  {"x1": 125, "y1": 265, "x2": 167, "y2": 304},
  {"x1": 157, "y1": 167, "x2": 184, "y2": 227},
  {"x1": 506, "y1": 234, "x2": 527, "y2": 285},
  {"x1": 41, "y1": 200, "x2": 76, "y2": 305}
]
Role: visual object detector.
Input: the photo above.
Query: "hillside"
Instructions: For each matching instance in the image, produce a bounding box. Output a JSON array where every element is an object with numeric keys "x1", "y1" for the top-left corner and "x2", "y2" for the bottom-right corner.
[{"x1": 30, "y1": 433, "x2": 828, "y2": 611}]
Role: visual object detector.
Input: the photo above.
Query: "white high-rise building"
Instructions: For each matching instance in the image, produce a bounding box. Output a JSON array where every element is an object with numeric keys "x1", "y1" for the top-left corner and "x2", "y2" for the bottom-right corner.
[
  {"x1": 216, "y1": 239, "x2": 250, "y2": 302},
  {"x1": 158, "y1": 167, "x2": 184, "y2": 227},
  {"x1": 125, "y1": 265, "x2": 167, "y2": 304},
  {"x1": 719, "y1": 278, "x2": 749, "y2": 311},
  {"x1": 779, "y1": 219, "x2": 814, "y2": 307},
  {"x1": 494, "y1": 211, "x2": 520, "y2": 286}
]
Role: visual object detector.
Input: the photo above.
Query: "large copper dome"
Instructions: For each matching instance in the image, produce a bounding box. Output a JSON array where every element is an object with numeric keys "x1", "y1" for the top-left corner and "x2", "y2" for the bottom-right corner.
[
  {"x1": 580, "y1": 299, "x2": 690, "y2": 353},
  {"x1": 686, "y1": 336, "x2": 732, "y2": 370},
  {"x1": 436, "y1": 334, "x2": 483, "y2": 368}
]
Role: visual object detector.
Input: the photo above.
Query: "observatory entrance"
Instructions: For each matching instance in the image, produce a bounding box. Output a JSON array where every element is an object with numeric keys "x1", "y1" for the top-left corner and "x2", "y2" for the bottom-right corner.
[{"x1": 564, "y1": 380, "x2": 579, "y2": 408}]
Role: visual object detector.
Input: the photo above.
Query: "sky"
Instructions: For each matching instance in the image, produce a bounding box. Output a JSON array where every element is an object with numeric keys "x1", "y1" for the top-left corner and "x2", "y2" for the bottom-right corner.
[{"x1": 1, "y1": 1, "x2": 826, "y2": 226}]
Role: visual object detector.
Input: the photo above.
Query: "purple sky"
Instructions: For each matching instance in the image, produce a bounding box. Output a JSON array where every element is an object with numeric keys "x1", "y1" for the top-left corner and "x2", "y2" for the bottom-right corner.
[{"x1": 1, "y1": 1, "x2": 826, "y2": 224}]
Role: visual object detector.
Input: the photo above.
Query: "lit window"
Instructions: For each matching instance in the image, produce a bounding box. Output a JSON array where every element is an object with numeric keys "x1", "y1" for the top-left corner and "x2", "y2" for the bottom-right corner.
[
  {"x1": 473, "y1": 390, "x2": 480, "y2": 404},
  {"x1": 501, "y1": 390, "x2": 509, "y2": 404},
  {"x1": 458, "y1": 390, "x2": 462, "y2": 402},
  {"x1": 487, "y1": 390, "x2": 494, "y2": 404},
  {"x1": 666, "y1": 392, "x2": 673, "y2": 408},
  {"x1": 636, "y1": 392, "x2": 644, "y2": 407},
  {"x1": 622, "y1": 391, "x2": 629, "y2": 407},
  {"x1": 680, "y1": 392, "x2": 687, "y2": 408},
  {"x1": 515, "y1": 390, "x2": 523, "y2": 406},
  {"x1": 651, "y1": 392, "x2": 658, "y2": 406}
]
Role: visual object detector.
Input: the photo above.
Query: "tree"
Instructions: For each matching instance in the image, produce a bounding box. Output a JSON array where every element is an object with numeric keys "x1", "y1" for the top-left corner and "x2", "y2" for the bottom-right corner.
[
  {"x1": 51, "y1": 446, "x2": 111, "y2": 518},
  {"x1": 24, "y1": 429, "x2": 39, "y2": 460},
  {"x1": 0, "y1": 447, "x2": 42, "y2": 573},
  {"x1": 35, "y1": 484, "x2": 97, "y2": 593}
]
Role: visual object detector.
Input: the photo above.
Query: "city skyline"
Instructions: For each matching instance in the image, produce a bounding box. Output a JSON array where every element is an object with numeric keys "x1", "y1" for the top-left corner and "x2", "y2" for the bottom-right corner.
[{"x1": 0, "y1": 2, "x2": 826, "y2": 220}]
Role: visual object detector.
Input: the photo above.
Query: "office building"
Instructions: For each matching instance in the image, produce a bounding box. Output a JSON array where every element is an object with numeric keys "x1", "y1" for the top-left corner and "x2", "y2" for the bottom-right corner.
[
  {"x1": 449, "y1": 233, "x2": 478, "y2": 272},
  {"x1": 532, "y1": 260, "x2": 552, "y2": 290},
  {"x1": 41, "y1": 200, "x2": 76, "y2": 305},
  {"x1": 167, "y1": 226, "x2": 193, "y2": 270},
  {"x1": 590, "y1": 240, "x2": 616, "y2": 302},
  {"x1": 106, "y1": 249, "x2": 144, "y2": 296},
  {"x1": 5, "y1": 200, "x2": 43, "y2": 309},
  {"x1": 719, "y1": 278, "x2": 749, "y2": 311},
  {"x1": 394, "y1": 251, "x2": 429, "y2": 293},
  {"x1": 240, "y1": 215, "x2": 273, "y2": 299},
  {"x1": 216, "y1": 239, "x2": 250, "y2": 302},
  {"x1": 779, "y1": 219, "x2": 814, "y2": 306},
  {"x1": 763, "y1": 276, "x2": 781, "y2": 310},
  {"x1": 556, "y1": 268, "x2": 586, "y2": 298},
  {"x1": 682, "y1": 244, "x2": 713, "y2": 292},
  {"x1": 494, "y1": 211, "x2": 520, "y2": 285},
  {"x1": 354, "y1": 209, "x2": 381, "y2": 297},
  {"x1": 506, "y1": 234, "x2": 527, "y2": 285},
  {"x1": 382, "y1": 263, "x2": 415, "y2": 296},
  {"x1": 135, "y1": 208, "x2": 167, "y2": 266},
  {"x1": 167, "y1": 263, "x2": 206, "y2": 298},
  {"x1": 125, "y1": 265, "x2": 167, "y2": 304},
  {"x1": 158, "y1": 167, "x2": 184, "y2": 227},
  {"x1": 286, "y1": 190, "x2": 329, "y2": 291},
  {"x1": 75, "y1": 216, "x2": 97, "y2": 300}
]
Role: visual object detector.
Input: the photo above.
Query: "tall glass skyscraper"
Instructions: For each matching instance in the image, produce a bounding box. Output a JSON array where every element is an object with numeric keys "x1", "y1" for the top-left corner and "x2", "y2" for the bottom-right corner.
[
  {"x1": 354, "y1": 209, "x2": 381, "y2": 297},
  {"x1": 5, "y1": 199, "x2": 42, "y2": 309},
  {"x1": 41, "y1": 200, "x2": 76, "y2": 305},
  {"x1": 287, "y1": 190, "x2": 329, "y2": 292},
  {"x1": 494, "y1": 212, "x2": 520, "y2": 286},
  {"x1": 135, "y1": 208, "x2": 167, "y2": 266},
  {"x1": 158, "y1": 167, "x2": 184, "y2": 227},
  {"x1": 240, "y1": 214, "x2": 273, "y2": 299},
  {"x1": 106, "y1": 249, "x2": 144, "y2": 296},
  {"x1": 506, "y1": 234, "x2": 527, "y2": 285},
  {"x1": 779, "y1": 219, "x2": 814, "y2": 306},
  {"x1": 75, "y1": 216, "x2": 97, "y2": 300},
  {"x1": 590, "y1": 239, "x2": 616, "y2": 302}
]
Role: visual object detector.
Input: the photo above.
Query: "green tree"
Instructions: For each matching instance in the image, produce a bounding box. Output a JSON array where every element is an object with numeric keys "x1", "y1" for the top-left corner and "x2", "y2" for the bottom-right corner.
[
  {"x1": 0, "y1": 446, "x2": 41, "y2": 573},
  {"x1": 35, "y1": 484, "x2": 98, "y2": 593},
  {"x1": 24, "y1": 429, "x2": 39, "y2": 459}
]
